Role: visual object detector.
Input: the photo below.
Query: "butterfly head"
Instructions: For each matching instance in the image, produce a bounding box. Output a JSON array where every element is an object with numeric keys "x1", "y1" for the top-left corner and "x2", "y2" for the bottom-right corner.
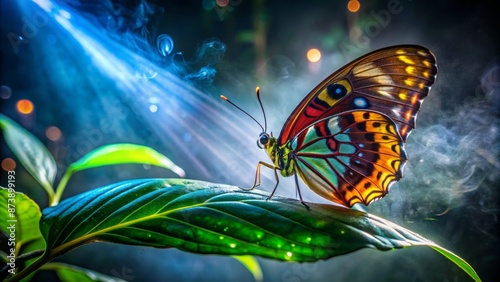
[
  {"x1": 257, "y1": 131, "x2": 275, "y2": 149},
  {"x1": 257, "y1": 131, "x2": 279, "y2": 166}
]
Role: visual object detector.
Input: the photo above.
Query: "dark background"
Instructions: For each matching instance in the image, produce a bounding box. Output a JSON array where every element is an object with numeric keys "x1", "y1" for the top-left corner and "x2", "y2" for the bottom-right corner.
[{"x1": 1, "y1": 0, "x2": 499, "y2": 281}]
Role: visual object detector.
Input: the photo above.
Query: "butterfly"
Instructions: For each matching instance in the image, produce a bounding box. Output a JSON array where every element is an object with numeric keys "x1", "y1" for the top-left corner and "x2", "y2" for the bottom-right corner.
[{"x1": 222, "y1": 45, "x2": 437, "y2": 208}]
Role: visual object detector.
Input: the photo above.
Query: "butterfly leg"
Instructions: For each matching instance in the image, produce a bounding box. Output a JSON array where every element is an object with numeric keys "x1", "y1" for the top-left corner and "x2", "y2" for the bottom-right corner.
[
  {"x1": 294, "y1": 174, "x2": 309, "y2": 209},
  {"x1": 266, "y1": 166, "x2": 280, "y2": 200},
  {"x1": 240, "y1": 161, "x2": 277, "y2": 191}
]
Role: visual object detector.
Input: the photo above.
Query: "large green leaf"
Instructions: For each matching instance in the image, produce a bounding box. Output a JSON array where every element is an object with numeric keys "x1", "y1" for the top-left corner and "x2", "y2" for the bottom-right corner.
[
  {"x1": 0, "y1": 188, "x2": 45, "y2": 263},
  {"x1": 39, "y1": 179, "x2": 481, "y2": 282},
  {"x1": 40, "y1": 263, "x2": 126, "y2": 282},
  {"x1": 0, "y1": 114, "x2": 56, "y2": 198}
]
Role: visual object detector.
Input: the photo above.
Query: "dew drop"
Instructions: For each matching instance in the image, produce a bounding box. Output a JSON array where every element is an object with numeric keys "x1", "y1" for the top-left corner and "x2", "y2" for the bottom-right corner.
[
  {"x1": 135, "y1": 65, "x2": 157, "y2": 79},
  {"x1": 157, "y1": 34, "x2": 174, "y2": 56}
]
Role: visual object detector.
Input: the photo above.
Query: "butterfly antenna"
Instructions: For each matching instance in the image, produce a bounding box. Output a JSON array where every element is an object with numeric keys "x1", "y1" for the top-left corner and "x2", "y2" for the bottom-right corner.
[
  {"x1": 256, "y1": 87, "x2": 267, "y2": 132},
  {"x1": 220, "y1": 95, "x2": 265, "y2": 132}
]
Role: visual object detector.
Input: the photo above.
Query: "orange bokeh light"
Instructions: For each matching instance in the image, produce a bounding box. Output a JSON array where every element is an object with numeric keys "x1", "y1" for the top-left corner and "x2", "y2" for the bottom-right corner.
[
  {"x1": 307, "y1": 48, "x2": 322, "y2": 63},
  {"x1": 16, "y1": 99, "x2": 34, "y2": 114},
  {"x1": 1, "y1": 158, "x2": 16, "y2": 171},
  {"x1": 347, "y1": 0, "x2": 360, "y2": 13},
  {"x1": 46, "y1": 126, "x2": 62, "y2": 141}
]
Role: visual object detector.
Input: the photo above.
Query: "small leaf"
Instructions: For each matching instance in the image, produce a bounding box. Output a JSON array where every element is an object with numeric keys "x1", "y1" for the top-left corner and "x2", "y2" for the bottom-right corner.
[
  {"x1": 0, "y1": 187, "x2": 45, "y2": 263},
  {"x1": 67, "y1": 143, "x2": 185, "y2": 177},
  {"x1": 429, "y1": 246, "x2": 481, "y2": 282},
  {"x1": 40, "y1": 179, "x2": 481, "y2": 282},
  {"x1": 0, "y1": 114, "x2": 56, "y2": 198},
  {"x1": 41, "y1": 263, "x2": 126, "y2": 282},
  {"x1": 232, "y1": 256, "x2": 263, "y2": 282},
  {"x1": 52, "y1": 144, "x2": 185, "y2": 205}
]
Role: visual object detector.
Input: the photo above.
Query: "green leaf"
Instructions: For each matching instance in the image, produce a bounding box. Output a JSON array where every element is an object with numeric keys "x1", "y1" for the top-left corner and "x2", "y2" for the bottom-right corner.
[
  {"x1": 0, "y1": 187, "x2": 45, "y2": 263},
  {"x1": 41, "y1": 263, "x2": 126, "y2": 282},
  {"x1": 67, "y1": 143, "x2": 185, "y2": 177},
  {"x1": 429, "y1": 246, "x2": 481, "y2": 282},
  {"x1": 40, "y1": 179, "x2": 481, "y2": 282},
  {"x1": 232, "y1": 256, "x2": 263, "y2": 282},
  {"x1": 52, "y1": 143, "x2": 185, "y2": 205},
  {"x1": 0, "y1": 114, "x2": 56, "y2": 199}
]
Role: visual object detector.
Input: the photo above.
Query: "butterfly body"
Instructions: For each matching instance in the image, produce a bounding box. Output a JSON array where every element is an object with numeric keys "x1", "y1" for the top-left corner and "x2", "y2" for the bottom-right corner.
[
  {"x1": 260, "y1": 134, "x2": 296, "y2": 177},
  {"x1": 236, "y1": 45, "x2": 437, "y2": 208}
]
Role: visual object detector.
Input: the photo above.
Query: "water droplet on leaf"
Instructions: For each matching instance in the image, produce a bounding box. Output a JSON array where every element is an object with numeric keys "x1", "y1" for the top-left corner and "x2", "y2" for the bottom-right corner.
[{"x1": 157, "y1": 34, "x2": 174, "y2": 56}]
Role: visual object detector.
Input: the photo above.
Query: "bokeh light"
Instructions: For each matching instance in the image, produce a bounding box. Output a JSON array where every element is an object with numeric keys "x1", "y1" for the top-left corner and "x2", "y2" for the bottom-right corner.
[
  {"x1": 216, "y1": 0, "x2": 229, "y2": 8},
  {"x1": 46, "y1": 126, "x2": 62, "y2": 141},
  {"x1": 347, "y1": 0, "x2": 360, "y2": 12},
  {"x1": 307, "y1": 48, "x2": 322, "y2": 63},
  {"x1": 149, "y1": 104, "x2": 158, "y2": 113},
  {"x1": 16, "y1": 99, "x2": 34, "y2": 114},
  {"x1": 0, "y1": 85, "x2": 12, "y2": 99},
  {"x1": 1, "y1": 158, "x2": 16, "y2": 171}
]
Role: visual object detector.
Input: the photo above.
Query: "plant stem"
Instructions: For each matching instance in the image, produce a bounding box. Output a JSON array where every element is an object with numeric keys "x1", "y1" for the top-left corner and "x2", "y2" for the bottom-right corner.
[
  {"x1": 3, "y1": 253, "x2": 51, "y2": 282},
  {"x1": 40, "y1": 262, "x2": 68, "y2": 271},
  {"x1": 0, "y1": 250, "x2": 44, "y2": 280},
  {"x1": 15, "y1": 250, "x2": 44, "y2": 266},
  {"x1": 51, "y1": 168, "x2": 74, "y2": 206},
  {"x1": 41, "y1": 183, "x2": 56, "y2": 205}
]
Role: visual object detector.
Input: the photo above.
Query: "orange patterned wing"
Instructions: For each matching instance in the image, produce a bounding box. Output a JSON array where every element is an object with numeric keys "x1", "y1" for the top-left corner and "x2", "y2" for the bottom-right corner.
[
  {"x1": 279, "y1": 45, "x2": 437, "y2": 145},
  {"x1": 291, "y1": 111, "x2": 406, "y2": 207}
]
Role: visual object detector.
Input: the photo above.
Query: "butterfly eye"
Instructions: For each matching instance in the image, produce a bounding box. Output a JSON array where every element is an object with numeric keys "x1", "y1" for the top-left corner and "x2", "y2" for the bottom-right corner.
[
  {"x1": 326, "y1": 83, "x2": 348, "y2": 99},
  {"x1": 257, "y1": 133, "x2": 270, "y2": 149}
]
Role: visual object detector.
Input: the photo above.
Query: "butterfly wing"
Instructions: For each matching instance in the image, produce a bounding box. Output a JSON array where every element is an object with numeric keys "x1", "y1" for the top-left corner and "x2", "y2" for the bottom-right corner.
[
  {"x1": 279, "y1": 45, "x2": 437, "y2": 145},
  {"x1": 291, "y1": 111, "x2": 406, "y2": 207}
]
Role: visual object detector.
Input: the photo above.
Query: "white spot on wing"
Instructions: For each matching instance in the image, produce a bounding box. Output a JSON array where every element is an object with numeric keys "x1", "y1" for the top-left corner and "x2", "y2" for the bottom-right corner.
[
  {"x1": 353, "y1": 97, "x2": 368, "y2": 108},
  {"x1": 352, "y1": 63, "x2": 395, "y2": 88}
]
